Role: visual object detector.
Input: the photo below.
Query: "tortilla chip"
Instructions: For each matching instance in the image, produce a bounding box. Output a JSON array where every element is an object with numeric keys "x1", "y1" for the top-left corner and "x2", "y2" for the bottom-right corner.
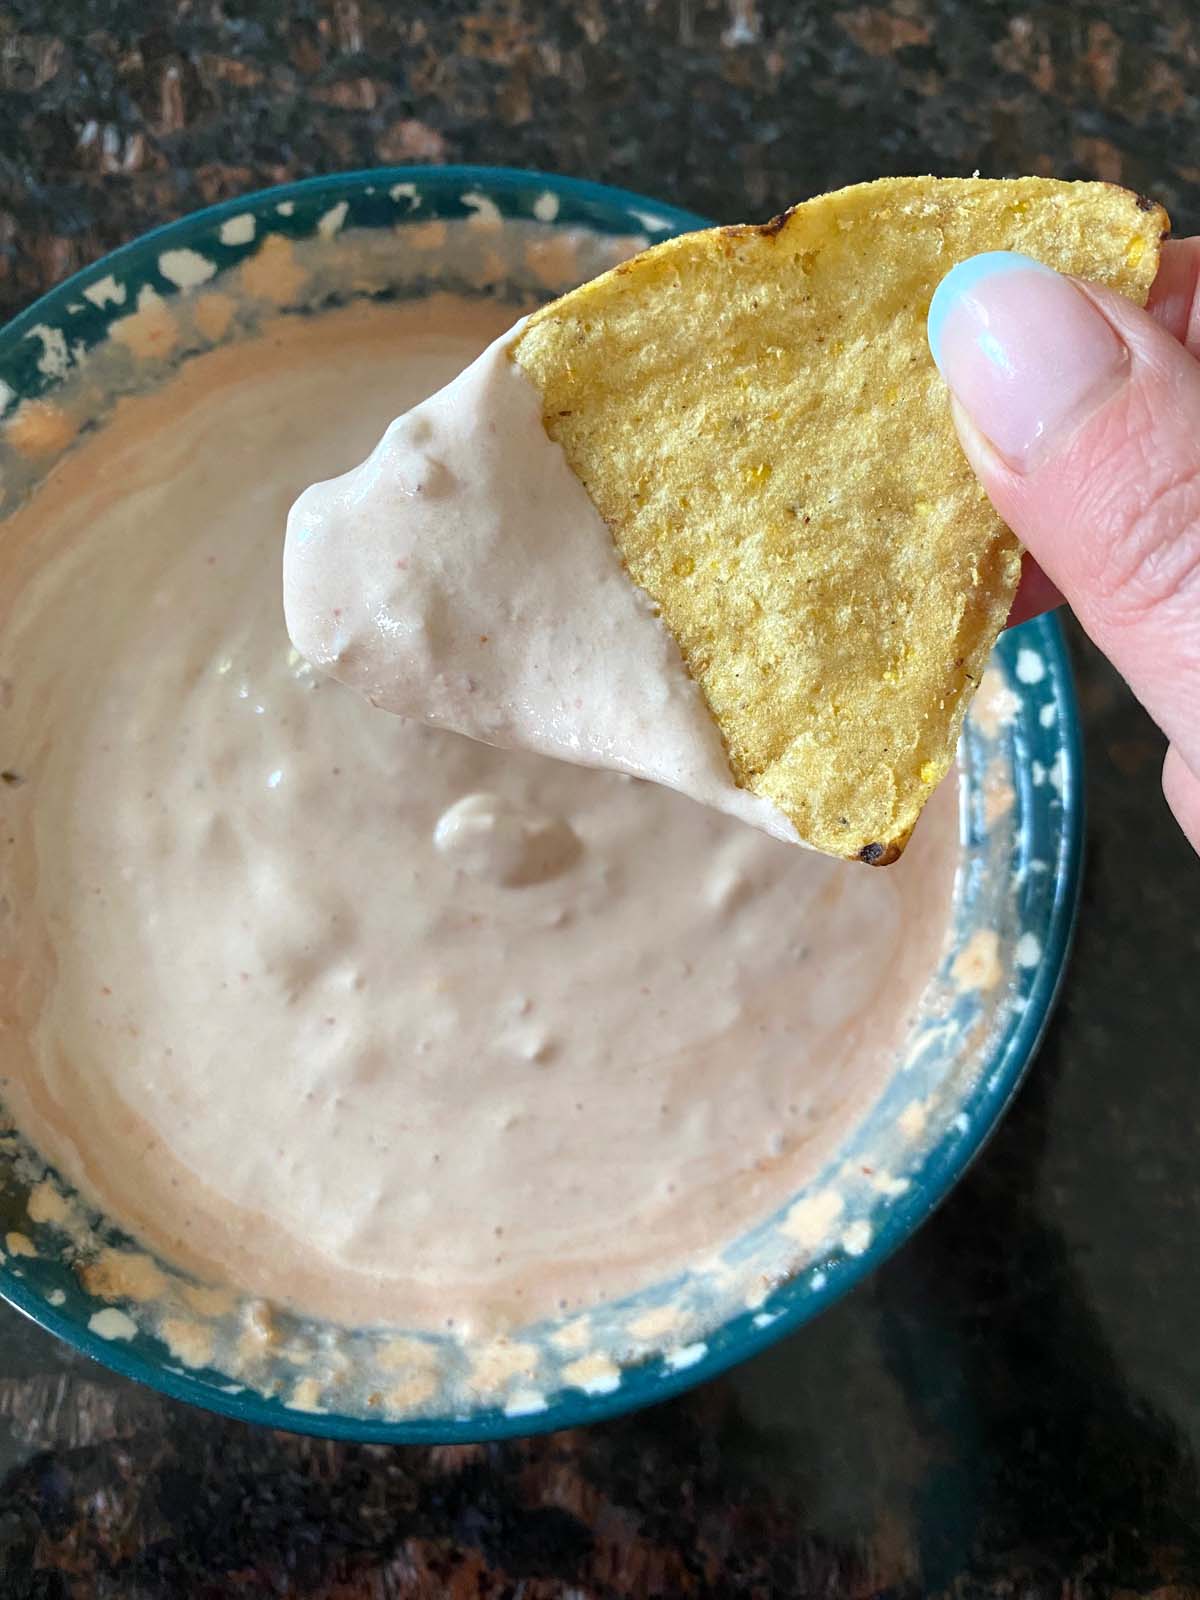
[{"x1": 512, "y1": 176, "x2": 1167, "y2": 861}]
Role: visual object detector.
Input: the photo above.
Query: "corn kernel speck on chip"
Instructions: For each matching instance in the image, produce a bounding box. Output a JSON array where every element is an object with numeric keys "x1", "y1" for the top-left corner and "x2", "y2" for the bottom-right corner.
[{"x1": 512, "y1": 177, "x2": 1167, "y2": 862}]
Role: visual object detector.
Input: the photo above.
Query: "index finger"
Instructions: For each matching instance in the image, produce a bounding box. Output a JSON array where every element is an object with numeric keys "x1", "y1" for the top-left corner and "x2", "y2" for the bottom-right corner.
[{"x1": 1148, "y1": 237, "x2": 1200, "y2": 351}]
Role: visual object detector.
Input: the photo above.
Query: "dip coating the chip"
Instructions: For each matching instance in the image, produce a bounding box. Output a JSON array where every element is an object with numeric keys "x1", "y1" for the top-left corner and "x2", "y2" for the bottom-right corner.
[{"x1": 512, "y1": 176, "x2": 1167, "y2": 861}]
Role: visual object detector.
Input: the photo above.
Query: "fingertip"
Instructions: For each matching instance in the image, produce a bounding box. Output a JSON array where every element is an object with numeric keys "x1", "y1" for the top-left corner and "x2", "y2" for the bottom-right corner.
[
  {"x1": 1147, "y1": 237, "x2": 1200, "y2": 354},
  {"x1": 1163, "y1": 744, "x2": 1200, "y2": 857},
  {"x1": 1005, "y1": 557, "x2": 1065, "y2": 629}
]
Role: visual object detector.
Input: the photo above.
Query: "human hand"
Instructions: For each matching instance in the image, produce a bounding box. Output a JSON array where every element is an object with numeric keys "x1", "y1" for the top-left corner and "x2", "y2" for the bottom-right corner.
[{"x1": 927, "y1": 243, "x2": 1200, "y2": 855}]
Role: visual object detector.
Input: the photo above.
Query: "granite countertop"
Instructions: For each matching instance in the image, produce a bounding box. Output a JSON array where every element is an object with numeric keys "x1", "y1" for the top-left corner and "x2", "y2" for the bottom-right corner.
[{"x1": 2, "y1": 3, "x2": 1200, "y2": 1595}]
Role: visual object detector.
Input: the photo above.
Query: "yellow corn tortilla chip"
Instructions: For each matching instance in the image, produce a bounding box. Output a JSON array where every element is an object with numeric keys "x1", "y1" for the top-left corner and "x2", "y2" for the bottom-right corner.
[{"x1": 512, "y1": 176, "x2": 1167, "y2": 861}]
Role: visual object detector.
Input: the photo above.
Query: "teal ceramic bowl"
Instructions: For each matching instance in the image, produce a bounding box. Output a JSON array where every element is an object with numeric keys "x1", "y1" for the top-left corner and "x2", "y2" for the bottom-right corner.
[{"x1": 0, "y1": 168, "x2": 1082, "y2": 1441}]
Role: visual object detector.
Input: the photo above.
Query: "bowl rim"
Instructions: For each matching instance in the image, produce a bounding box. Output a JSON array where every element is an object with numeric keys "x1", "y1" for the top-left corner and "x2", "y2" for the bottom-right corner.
[
  {"x1": 0, "y1": 163, "x2": 1084, "y2": 1442},
  {"x1": 0, "y1": 162, "x2": 712, "y2": 352}
]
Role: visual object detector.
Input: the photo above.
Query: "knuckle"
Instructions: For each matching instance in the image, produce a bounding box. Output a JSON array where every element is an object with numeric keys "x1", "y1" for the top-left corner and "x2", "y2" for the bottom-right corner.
[{"x1": 1089, "y1": 447, "x2": 1200, "y2": 628}]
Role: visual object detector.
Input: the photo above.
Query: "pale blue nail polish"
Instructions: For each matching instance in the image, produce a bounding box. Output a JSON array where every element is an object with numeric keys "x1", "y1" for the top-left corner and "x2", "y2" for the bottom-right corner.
[{"x1": 926, "y1": 251, "x2": 1056, "y2": 375}]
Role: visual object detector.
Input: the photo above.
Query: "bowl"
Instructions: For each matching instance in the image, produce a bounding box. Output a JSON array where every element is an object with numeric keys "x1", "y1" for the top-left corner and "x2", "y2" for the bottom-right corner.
[{"x1": 0, "y1": 167, "x2": 1082, "y2": 1441}]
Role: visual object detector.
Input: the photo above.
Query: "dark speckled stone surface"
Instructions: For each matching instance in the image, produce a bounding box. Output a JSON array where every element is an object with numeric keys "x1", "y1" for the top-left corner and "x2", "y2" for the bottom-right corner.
[{"x1": 2, "y1": 3, "x2": 1200, "y2": 1595}]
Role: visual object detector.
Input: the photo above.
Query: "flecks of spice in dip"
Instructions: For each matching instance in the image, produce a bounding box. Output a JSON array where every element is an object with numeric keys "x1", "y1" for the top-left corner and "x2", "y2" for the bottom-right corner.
[{"x1": 0, "y1": 296, "x2": 959, "y2": 1342}]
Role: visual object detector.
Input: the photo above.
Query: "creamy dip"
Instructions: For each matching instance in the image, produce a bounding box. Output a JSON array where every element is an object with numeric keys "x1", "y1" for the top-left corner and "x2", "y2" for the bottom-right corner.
[
  {"x1": 0, "y1": 297, "x2": 959, "y2": 1336},
  {"x1": 284, "y1": 324, "x2": 798, "y2": 843}
]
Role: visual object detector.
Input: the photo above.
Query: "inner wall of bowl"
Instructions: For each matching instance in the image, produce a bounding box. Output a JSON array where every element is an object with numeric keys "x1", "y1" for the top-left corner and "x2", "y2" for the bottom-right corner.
[{"x1": 0, "y1": 176, "x2": 1074, "y2": 1435}]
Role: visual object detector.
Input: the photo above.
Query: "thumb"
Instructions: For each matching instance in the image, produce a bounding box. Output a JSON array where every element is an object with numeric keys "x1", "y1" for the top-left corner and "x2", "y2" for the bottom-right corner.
[{"x1": 927, "y1": 251, "x2": 1200, "y2": 851}]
